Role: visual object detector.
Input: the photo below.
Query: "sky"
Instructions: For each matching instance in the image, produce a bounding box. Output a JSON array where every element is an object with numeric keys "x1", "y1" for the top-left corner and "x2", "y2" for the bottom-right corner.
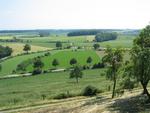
[{"x1": 0, "y1": 0, "x2": 150, "y2": 30}]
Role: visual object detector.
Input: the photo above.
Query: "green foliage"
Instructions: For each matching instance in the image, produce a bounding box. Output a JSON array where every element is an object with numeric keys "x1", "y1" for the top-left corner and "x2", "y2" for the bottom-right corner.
[
  {"x1": 52, "y1": 59, "x2": 59, "y2": 67},
  {"x1": 87, "y1": 56, "x2": 92, "y2": 64},
  {"x1": 82, "y1": 85, "x2": 99, "y2": 96},
  {"x1": 56, "y1": 41, "x2": 62, "y2": 49},
  {"x1": 53, "y1": 91, "x2": 75, "y2": 99},
  {"x1": 17, "y1": 59, "x2": 33, "y2": 72},
  {"x1": 70, "y1": 66, "x2": 83, "y2": 83},
  {"x1": 39, "y1": 31, "x2": 50, "y2": 37},
  {"x1": 70, "y1": 58, "x2": 77, "y2": 66},
  {"x1": 23, "y1": 44, "x2": 31, "y2": 53},
  {"x1": 67, "y1": 30, "x2": 101, "y2": 36},
  {"x1": 0, "y1": 45, "x2": 12, "y2": 59},
  {"x1": 33, "y1": 58, "x2": 44, "y2": 69},
  {"x1": 130, "y1": 25, "x2": 150, "y2": 99},
  {"x1": 95, "y1": 32, "x2": 117, "y2": 42},
  {"x1": 120, "y1": 78, "x2": 136, "y2": 90},
  {"x1": 32, "y1": 68, "x2": 42, "y2": 75},
  {"x1": 93, "y1": 43, "x2": 100, "y2": 50},
  {"x1": 102, "y1": 46, "x2": 124, "y2": 98}
]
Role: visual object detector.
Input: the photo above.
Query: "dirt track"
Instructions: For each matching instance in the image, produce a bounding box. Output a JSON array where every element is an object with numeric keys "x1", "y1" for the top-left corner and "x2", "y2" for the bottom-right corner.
[{"x1": 0, "y1": 88, "x2": 145, "y2": 113}]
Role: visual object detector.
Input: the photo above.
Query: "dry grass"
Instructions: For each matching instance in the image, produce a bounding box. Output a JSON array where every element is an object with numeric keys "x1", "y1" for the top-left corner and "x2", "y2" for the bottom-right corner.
[
  {"x1": 2, "y1": 43, "x2": 51, "y2": 56},
  {"x1": 14, "y1": 89, "x2": 150, "y2": 113}
]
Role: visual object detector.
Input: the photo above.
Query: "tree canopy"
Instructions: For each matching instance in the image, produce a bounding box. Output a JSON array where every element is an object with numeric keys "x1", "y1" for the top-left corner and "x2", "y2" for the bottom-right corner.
[
  {"x1": 95, "y1": 32, "x2": 117, "y2": 42},
  {"x1": 70, "y1": 66, "x2": 83, "y2": 83},
  {"x1": 130, "y1": 25, "x2": 150, "y2": 100},
  {"x1": 0, "y1": 45, "x2": 12, "y2": 59},
  {"x1": 56, "y1": 41, "x2": 62, "y2": 49},
  {"x1": 52, "y1": 59, "x2": 59, "y2": 67},
  {"x1": 23, "y1": 44, "x2": 31, "y2": 53},
  {"x1": 70, "y1": 58, "x2": 77, "y2": 66},
  {"x1": 93, "y1": 43, "x2": 100, "y2": 50},
  {"x1": 102, "y1": 47, "x2": 124, "y2": 98}
]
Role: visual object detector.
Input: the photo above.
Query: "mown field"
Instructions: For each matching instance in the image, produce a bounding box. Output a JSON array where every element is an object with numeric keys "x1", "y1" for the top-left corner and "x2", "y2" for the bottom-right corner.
[
  {"x1": 0, "y1": 69, "x2": 111, "y2": 110},
  {"x1": 0, "y1": 51, "x2": 49, "y2": 76},
  {"x1": 26, "y1": 50, "x2": 100, "y2": 71}
]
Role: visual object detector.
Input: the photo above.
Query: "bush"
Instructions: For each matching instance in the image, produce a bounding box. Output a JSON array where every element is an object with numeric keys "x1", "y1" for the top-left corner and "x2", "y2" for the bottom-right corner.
[
  {"x1": 92, "y1": 62, "x2": 105, "y2": 69},
  {"x1": 82, "y1": 85, "x2": 99, "y2": 96},
  {"x1": 82, "y1": 65, "x2": 89, "y2": 70},
  {"x1": 43, "y1": 70, "x2": 48, "y2": 73},
  {"x1": 53, "y1": 91, "x2": 75, "y2": 99},
  {"x1": 32, "y1": 68, "x2": 42, "y2": 75},
  {"x1": 44, "y1": 52, "x2": 51, "y2": 56}
]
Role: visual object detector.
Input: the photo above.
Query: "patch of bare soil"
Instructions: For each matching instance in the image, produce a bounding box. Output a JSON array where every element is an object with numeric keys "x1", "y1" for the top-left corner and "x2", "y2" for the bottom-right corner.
[{"x1": 11, "y1": 90, "x2": 150, "y2": 113}]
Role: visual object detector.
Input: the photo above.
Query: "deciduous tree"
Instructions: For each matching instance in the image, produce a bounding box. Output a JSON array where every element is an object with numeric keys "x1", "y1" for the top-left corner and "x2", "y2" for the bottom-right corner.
[
  {"x1": 102, "y1": 47, "x2": 123, "y2": 98},
  {"x1": 70, "y1": 66, "x2": 83, "y2": 83}
]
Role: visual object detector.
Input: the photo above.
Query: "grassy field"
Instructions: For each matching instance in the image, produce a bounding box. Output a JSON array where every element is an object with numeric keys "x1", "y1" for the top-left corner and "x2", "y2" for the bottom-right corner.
[
  {"x1": 0, "y1": 36, "x2": 13, "y2": 39},
  {"x1": 0, "y1": 51, "x2": 50, "y2": 76},
  {"x1": 0, "y1": 69, "x2": 111, "y2": 110},
  {"x1": 1, "y1": 43, "x2": 51, "y2": 56},
  {"x1": 26, "y1": 50, "x2": 101, "y2": 71},
  {"x1": 0, "y1": 34, "x2": 136, "y2": 49},
  {"x1": 0, "y1": 34, "x2": 135, "y2": 111},
  {"x1": 100, "y1": 35, "x2": 136, "y2": 48}
]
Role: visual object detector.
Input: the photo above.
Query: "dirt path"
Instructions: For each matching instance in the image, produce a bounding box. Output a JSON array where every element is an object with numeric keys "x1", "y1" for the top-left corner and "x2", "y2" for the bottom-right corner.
[{"x1": 0, "y1": 89, "x2": 144, "y2": 113}]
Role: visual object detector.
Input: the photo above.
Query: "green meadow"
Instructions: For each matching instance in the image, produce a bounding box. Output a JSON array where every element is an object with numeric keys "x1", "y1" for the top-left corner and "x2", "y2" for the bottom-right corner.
[
  {"x1": 0, "y1": 69, "x2": 110, "y2": 110},
  {"x1": 26, "y1": 50, "x2": 101, "y2": 71}
]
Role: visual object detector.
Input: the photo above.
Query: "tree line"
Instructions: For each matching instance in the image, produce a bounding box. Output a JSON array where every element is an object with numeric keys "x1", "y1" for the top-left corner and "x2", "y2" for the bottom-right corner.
[
  {"x1": 0, "y1": 45, "x2": 12, "y2": 59},
  {"x1": 95, "y1": 32, "x2": 117, "y2": 42},
  {"x1": 67, "y1": 30, "x2": 101, "y2": 36}
]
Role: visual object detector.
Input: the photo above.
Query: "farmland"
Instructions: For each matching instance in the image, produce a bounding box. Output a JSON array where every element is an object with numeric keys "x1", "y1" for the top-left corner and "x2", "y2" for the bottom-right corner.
[
  {"x1": 0, "y1": 69, "x2": 110, "y2": 110},
  {"x1": 0, "y1": 29, "x2": 147, "y2": 113},
  {"x1": 26, "y1": 50, "x2": 100, "y2": 71},
  {"x1": 0, "y1": 51, "x2": 49, "y2": 76},
  {"x1": 1, "y1": 43, "x2": 51, "y2": 56}
]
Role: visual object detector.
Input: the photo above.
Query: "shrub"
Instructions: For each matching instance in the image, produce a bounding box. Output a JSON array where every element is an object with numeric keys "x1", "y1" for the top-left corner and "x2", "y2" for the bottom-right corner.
[
  {"x1": 53, "y1": 91, "x2": 75, "y2": 99},
  {"x1": 43, "y1": 70, "x2": 48, "y2": 73},
  {"x1": 44, "y1": 52, "x2": 51, "y2": 56},
  {"x1": 32, "y1": 68, "x2": 42, "y2": 75},
  {"x1": 82, "y1": 65, "x2": 89, "y2": 70},
  {"x1": 82, "y1": 85, "x2": 99, "y2": 96},
  {"x1": 92, "y1": 62, "x2": 105, "y2": 69}
]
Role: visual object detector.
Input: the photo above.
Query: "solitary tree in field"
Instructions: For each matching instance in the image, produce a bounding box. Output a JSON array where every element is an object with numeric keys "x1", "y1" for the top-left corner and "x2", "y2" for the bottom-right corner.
[
  {"x1": 52, "y1": 59, "x2": 59, "y2": 68},
  {"x1": 56, "y1": 41, "x2": 62, "y2": 49},
  {"x1": 86, "y1": 57, "x2": 92, "y2": 67},
  {"x1": 93, "y1": 43, "x2": 100, "y2": 50},
  {"x1": 23, "y1": 44, "x2": 31, "y2": 53},
  {"x1": 33, "y1": 58, "x2": 44, "y2": 69},
  {"x1": 32, "y1": 58, "x2": 44, "y2": 75},
  {"x1": 102, "y1": 47, "x2": 123, "y2": 98},
  {"x1": 70, "y1": 58, "x2": 77, "y2": 67},
  {"x1": 70, "y1": 66, "x2": 83, "y2": 83},
  {"x1": 129, "y1": 25, "x2": 150, "y2": 100}
]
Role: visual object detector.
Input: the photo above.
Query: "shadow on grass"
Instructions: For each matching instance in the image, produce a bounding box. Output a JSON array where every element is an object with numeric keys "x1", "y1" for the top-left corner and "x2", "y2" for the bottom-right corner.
[{"x1": 107, "y1": 94, "x2": 150, "y2": 113}]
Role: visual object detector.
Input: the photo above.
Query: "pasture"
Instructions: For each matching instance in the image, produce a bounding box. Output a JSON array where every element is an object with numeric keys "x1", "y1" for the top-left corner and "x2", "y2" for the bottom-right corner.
[
  {"x1": 0, "y1": 51, "x2": 49, "y2": 76},
  {"x1": 26, "y1": 50, "x2": 101, "y2": 71},
  {"x1": 0, "y1": 69, "x2": 110, "y2": 110}
]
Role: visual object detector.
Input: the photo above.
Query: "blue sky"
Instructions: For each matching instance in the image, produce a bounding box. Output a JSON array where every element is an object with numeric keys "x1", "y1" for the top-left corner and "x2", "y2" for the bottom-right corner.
[{"x1": 0, "y1": 0, "x2": 150, "y2": 30}]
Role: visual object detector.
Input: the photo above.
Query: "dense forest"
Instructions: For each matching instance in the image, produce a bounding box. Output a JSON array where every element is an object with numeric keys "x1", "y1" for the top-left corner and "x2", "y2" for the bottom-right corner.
[
  {"x1": 95, "y1": 32, "x2": 118, "y2": 42},
  {"x1": 67, "y1": 30, "x2": 101, "y2": 36}
]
